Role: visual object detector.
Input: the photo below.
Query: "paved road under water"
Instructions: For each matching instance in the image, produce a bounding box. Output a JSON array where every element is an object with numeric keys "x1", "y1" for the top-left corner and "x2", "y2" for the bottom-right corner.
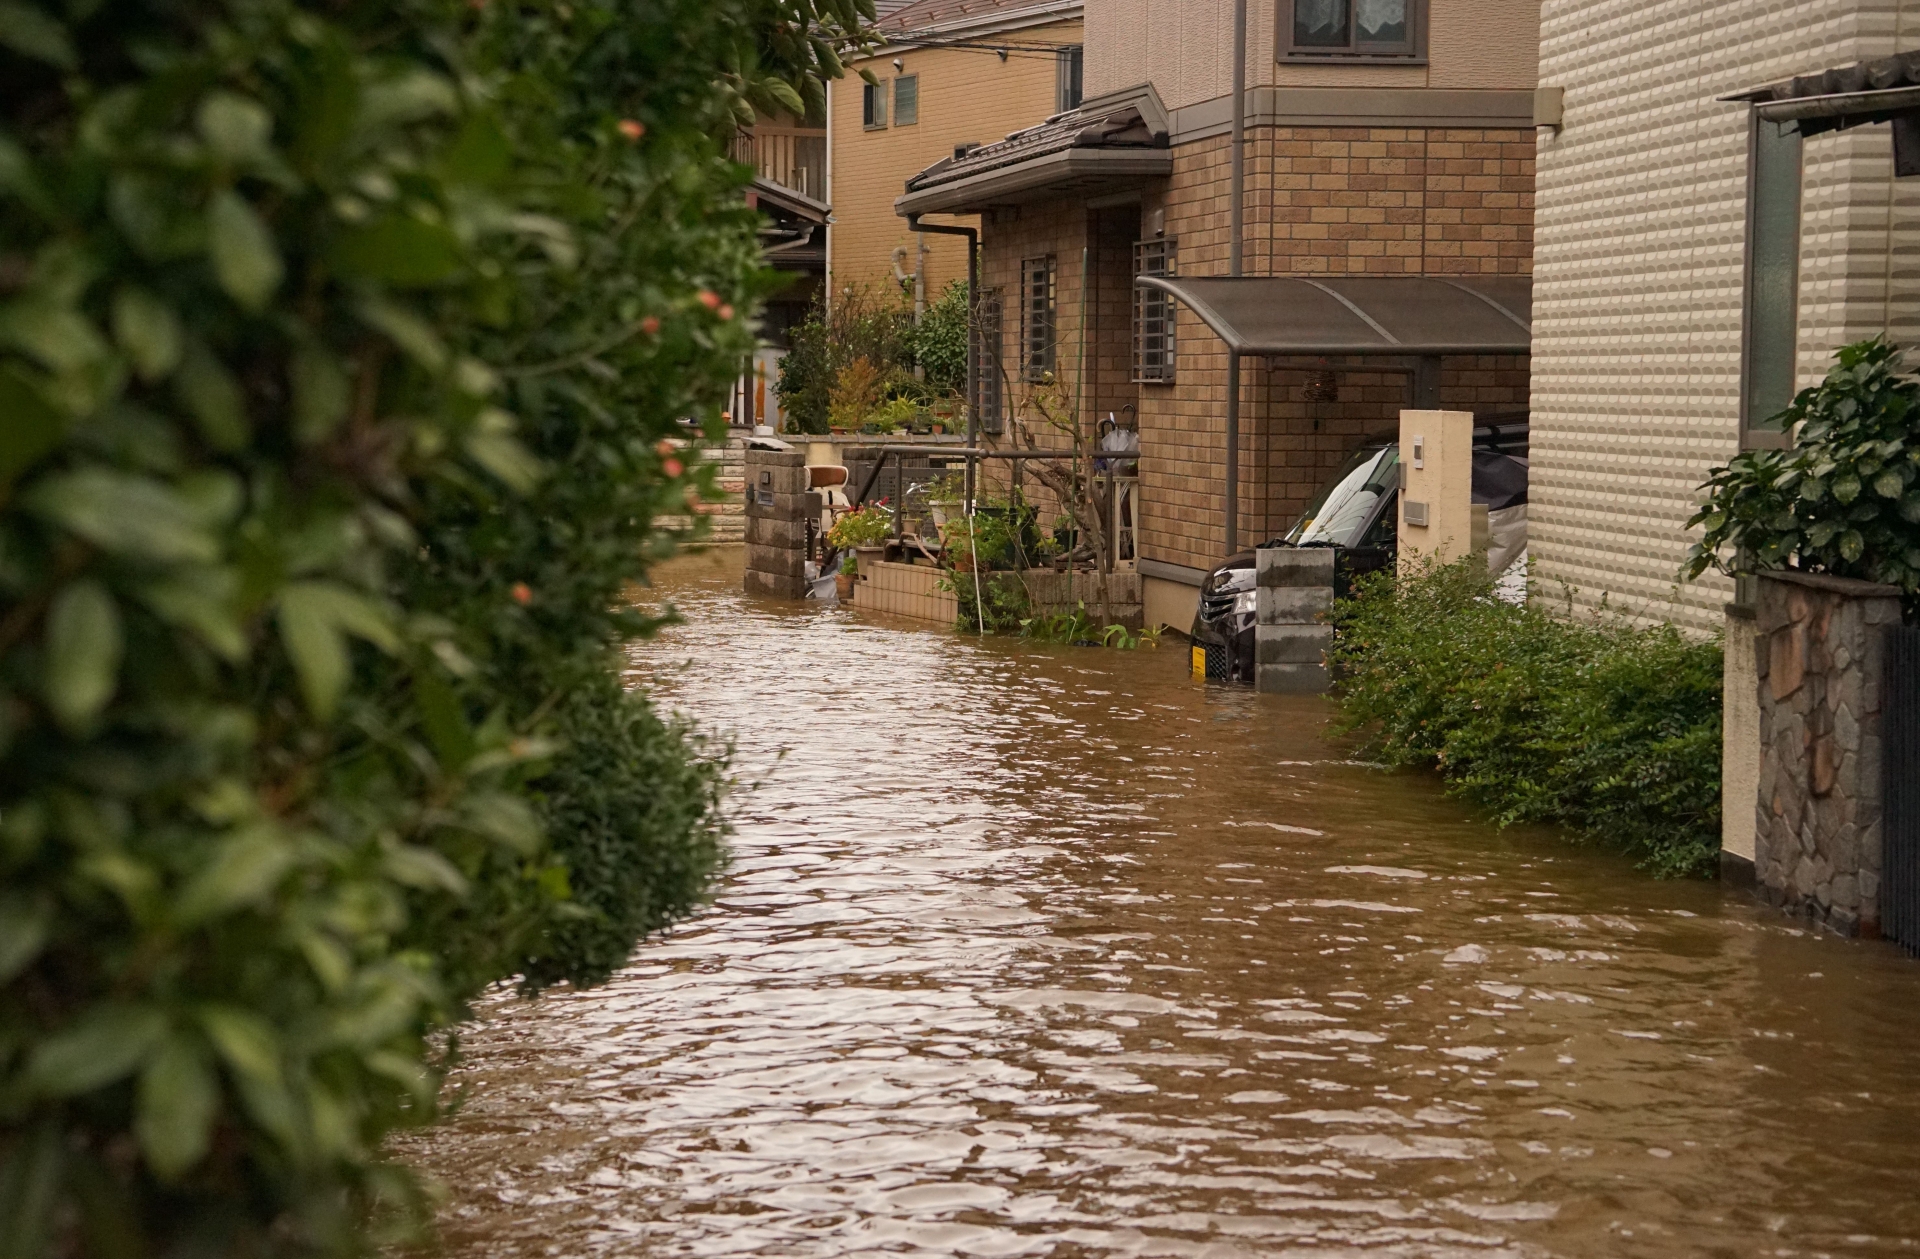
[{"x1": 405, "y1": 550, "x2": 1920, "y2": 1258}]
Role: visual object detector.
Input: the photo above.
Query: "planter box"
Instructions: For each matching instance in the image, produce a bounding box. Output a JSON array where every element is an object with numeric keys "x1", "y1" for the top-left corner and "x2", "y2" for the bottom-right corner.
[{"x1": 853, "y1": 560, "x2": 958, "y2": 625}]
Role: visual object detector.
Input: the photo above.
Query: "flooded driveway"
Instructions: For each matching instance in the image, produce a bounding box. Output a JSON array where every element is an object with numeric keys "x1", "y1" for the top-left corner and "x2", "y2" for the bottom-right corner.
[{"x1": 405, "y1": 550, "x2": 1920, "y2": 1258}]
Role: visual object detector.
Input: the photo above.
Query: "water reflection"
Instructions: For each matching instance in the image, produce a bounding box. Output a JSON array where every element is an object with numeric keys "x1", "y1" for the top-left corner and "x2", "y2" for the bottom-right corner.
[{"x1": 403, "y1": 549, "x2": 1920, "y2": 1257}]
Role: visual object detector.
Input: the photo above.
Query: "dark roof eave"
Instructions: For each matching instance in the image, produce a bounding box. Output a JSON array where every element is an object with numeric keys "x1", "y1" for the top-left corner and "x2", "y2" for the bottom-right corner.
[{"x1": 894, "y1": 147, "x2": 1171, "y2": 215}]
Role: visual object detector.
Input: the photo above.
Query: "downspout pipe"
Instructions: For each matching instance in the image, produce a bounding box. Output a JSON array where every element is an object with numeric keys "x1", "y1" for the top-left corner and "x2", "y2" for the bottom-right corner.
[
  {"x1": 1225, "y1": 0, "x2": 1247, "y2": 554},
  {"x1": 906, "y1": 213, "x2": 979, "y2": 500}
]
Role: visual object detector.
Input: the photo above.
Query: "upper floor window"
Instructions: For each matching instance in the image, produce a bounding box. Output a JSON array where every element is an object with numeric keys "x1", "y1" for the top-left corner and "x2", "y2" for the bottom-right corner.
[
  {"x1": 863, "y1": 81, "x2": 887, "y2": 129},
  {"x1": 1057, "y1": 47, "x2": 1084, "y2": 113},
  {"x1": 1282, "y1": 0, "x2": 1422, "y2": 60},
  {"x1": 893, "y1": 75, "x2": 919, "y2": 127}
]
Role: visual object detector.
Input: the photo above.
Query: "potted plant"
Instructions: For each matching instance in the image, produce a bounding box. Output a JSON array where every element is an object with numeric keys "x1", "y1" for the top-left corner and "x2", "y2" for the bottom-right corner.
[
  {"x1": 826, "y1": 501, "x2": 894, "y2": 578},
  {"x1": 834, "y1": 552, "x2": 857, "y2": 601},
  {"x1": 925, "y1": 469, "x2": 966, "y2": 531}
]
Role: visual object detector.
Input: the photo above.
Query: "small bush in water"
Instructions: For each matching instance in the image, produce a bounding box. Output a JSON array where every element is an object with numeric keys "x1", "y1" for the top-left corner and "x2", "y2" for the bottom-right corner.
[{"x1": 1328, "y1": 560, "x2": 1723, "y2": 877}]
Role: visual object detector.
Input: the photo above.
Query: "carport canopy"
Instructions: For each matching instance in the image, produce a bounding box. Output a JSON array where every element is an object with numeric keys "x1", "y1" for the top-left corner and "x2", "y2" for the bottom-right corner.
[{"x1": 1135, "y1": 274, "x2": 1533, "y2": 356}]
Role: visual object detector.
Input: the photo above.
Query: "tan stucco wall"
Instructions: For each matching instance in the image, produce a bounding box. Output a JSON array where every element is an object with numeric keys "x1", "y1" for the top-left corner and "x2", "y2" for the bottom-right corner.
[
  {"x1": 828, "y1": 20, "x2": 1083, "y2": 300},
  {"x1": 1086, "y1": 0, "x2": 1541, "y2": 109},
  {"x1": 1528, "y1": 0, "x2": 1920, "y2": 634}
]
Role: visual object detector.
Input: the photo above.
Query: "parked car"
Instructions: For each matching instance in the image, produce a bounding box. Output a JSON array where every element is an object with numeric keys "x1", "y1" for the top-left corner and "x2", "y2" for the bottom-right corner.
[{"x1": 1190, "y1": 420, "x2": 1529, "y2": 683}]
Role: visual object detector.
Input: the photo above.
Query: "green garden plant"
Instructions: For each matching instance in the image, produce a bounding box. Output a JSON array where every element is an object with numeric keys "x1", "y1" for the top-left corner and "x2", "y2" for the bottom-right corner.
[
  {"x1": 1687, "y1": 337, "x2": 1920, "y2": 618},
  {"x1": 825, "y1": 502, "x2": 893, "y2": 550},
  {"x1": 0, "y1": 0, "x2": 868, "y2": 1254},
  {"x1": 1330, "y1": 560, "x2": 1724, "y2": 877}
]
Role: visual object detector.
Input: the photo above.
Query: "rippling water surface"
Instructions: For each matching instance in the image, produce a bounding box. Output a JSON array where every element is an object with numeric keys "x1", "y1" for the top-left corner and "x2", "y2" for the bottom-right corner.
[{"x1": 405, "y1": 549, "x2": 1920, "y2": 1258}]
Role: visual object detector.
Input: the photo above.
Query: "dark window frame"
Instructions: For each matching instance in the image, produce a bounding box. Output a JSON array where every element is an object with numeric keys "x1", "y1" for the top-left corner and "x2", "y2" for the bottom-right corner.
[
  {"x1": 1740, "y1": 114, "x2": 1803, "y2": 449},
  {"x1": 862, "y1": 81, "x2": 887, "y2": 129},
  {"x1": 1278, "y1": 0, "x2": 1426, "y2": 63},
  {"x1": 893, "y1": 74, "x2": 919, "y2": 127},
  {"x1": 1020, "y1": 255, "x2": 1056, "y2": 383},
  {"x1": 1133, "y1": 237, "x2": 1176, "y2": 384},
  {"x1": 1057, "y1": 46, "x2": 1084, "y2": 113}
]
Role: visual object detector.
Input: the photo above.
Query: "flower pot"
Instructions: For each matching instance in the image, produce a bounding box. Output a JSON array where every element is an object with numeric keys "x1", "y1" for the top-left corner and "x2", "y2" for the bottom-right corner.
[
  {"x1": 854, "y1": 546, "x2": 885, "y2": 579},
  {"x1": 834, "y1": 571, "x2": 855, "y2": 601}
]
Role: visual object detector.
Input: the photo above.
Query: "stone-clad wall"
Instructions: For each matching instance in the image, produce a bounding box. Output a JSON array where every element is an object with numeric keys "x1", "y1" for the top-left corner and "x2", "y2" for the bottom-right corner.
[{"x1": 1753, "y1": 570, "x2": 1904, "y2": 936}]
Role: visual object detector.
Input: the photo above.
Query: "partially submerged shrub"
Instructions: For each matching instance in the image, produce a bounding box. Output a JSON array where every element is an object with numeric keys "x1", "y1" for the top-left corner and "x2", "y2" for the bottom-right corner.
[{"x1": 1329, "y1": 560, "x2": 1723, "y2": 877}]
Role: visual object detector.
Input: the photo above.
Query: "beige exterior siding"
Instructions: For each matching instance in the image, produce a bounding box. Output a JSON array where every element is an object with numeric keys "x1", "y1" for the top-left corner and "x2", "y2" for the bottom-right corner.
[
  {"x1": 1529, "y1": 0, "x2": 1920, "y2": 633},
  {"x1": 1087, "y1": 0, "x2": 1542, "y2": 108},
  {"x1": 828, "y1": 19, "x2": 1083, "y2": 300}
]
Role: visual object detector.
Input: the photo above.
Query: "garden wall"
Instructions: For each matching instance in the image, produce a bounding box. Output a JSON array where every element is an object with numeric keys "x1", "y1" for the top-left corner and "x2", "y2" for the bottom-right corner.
[{"x1": 1752, "y1": 570, "x2": 1903, "y2": 936}]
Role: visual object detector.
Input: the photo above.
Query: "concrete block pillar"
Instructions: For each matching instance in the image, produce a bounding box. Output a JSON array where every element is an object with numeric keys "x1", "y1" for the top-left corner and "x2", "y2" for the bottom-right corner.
[
  {"x1": 1256, "y1": 546, "x2": 1334, "y2": 694},
  {"x1": 1398, "y1": 409, "x2": 1476, "y2": 573},
  {"x1": 1752, "y1": 570, "x2": 1903, "y2": 936},
  {"x1": 743, "y1": 441, "x2": 808, "y2": 600}
]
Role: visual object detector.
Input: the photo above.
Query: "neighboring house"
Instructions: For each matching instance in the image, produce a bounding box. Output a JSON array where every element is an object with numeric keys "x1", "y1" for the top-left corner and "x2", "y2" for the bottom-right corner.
[
  {"x1": 732, "y1": 112, "x2": 831, "y2": 429},
  {"x1": 830, "y1": 0, "x2": 1087, "y2": 307},
  {"x1": 898, "y1": 0, "x2": 1543, "y2": 632},
  {"x1": 1528, "y1": 1, "x2": 1920, "y2": 634}
]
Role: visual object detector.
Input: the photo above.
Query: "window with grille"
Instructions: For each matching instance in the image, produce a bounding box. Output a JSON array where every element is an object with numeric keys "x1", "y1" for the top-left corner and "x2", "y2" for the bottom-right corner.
[
  {"x1": 973, "y1": 291, "x2": 1004, "y2": 435},
  {"x1": 1133, "y1": 238, "x2": 1176, "y2": 383},
  {"x1": 862, "y1": 81, "x2": 887, "y2": 128},
  {"x1": 1020, "y1": 256, "x2": 1055, "y2": 382},
  {"x1": 893, "y1": 75, "x2": 918, "y2": 126}
]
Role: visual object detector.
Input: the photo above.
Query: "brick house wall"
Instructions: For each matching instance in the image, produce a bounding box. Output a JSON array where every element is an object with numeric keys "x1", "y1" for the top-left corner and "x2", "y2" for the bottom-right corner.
[{"x1": 1529, "y1": 0, "x2": 1920, "y2": 634}]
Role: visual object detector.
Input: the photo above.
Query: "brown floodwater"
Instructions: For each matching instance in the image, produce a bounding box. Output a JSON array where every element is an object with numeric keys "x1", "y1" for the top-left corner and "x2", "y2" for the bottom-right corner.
[{"x1": 403, "y1": 549, "x2": 1920, "y2": 1258}]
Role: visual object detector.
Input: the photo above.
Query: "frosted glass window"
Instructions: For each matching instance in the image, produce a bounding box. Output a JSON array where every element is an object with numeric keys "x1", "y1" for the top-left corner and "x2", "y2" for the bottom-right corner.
[
  {"x1": 1744, "y1": 119, "x2": 1802, "y2": 432},
  {"x1": 893, "y1": 76, "x2": 918, "y2": 127},
  {"x1": 1286, "y1": 0, "x2": 1417, "y2": 56}
]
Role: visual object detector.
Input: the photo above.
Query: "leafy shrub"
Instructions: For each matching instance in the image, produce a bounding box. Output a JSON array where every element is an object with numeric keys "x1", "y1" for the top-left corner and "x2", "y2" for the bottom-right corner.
[
  {"x1": 909, "y1": 278, "x2": 968, "y2": 397},
  {"x1": 1329, "y1": 560, "x2": 1724, "y2": 877},
  {"x1": 0, "y1": 0, "x2": 862, "y2": 1254},
  {"x1": 774, "y1": 282, "x2": 914, "y2": 434},
  {"x1": 825, "y1": 502, "x2": 893, "y2": 549},
  {"x1": 1688, "y1": 337, "x2": 1920, "y2": 618}
]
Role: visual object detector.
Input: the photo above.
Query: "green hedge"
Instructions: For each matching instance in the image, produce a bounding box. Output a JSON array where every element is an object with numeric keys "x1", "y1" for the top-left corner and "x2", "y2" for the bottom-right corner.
[
  {"x1": 0, "y1": 0, "x2": 864, "y2": 1254},
  {"x1": 1328, "y1": 561, "x2": 1724, "y2": 877}
]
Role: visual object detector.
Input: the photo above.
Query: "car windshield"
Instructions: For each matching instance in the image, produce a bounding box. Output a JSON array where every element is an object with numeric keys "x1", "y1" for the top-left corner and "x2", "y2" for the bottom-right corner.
[{"x1": 1282, "y1": 445, "x2": 1399, "y2": 548}]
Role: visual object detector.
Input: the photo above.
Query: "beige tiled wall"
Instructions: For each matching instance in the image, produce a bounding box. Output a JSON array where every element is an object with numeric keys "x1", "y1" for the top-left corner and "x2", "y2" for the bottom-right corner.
[
  {"x1": 829, "y1": 21, "x2": 1082, "y2": 300},
  {"x1": 855, "y1": 561, "x2": 961, "y2": 624},
  {"x1": 1529, "y1": 0, "x2": 1920, "y2": 633}
]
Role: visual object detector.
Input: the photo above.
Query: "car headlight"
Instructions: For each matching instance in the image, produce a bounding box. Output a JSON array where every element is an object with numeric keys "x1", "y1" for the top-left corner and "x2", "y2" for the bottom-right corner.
[{"x1": 1232, "y1": 590, "x2": 1257, "y2": 616}]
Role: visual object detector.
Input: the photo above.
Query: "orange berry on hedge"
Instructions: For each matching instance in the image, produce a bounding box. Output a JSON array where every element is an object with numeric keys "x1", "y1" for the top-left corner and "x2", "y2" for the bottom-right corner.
[
  {"x1": 640, "y1": 315, "x2": 661, "y2": 335},
  {"x1": 697, "y1": 290, "x2": 721, "y2": 310},
  {"x1": 617, "y1": 119, "x2": 645, "y2": 141},
  {"x1": 662, "y1": 457, "x2": 684, "y2": 478},
  {"x1": 717, "y1": 304, "x2": 734, "y2": 321},
  {"x1": 511, "y1": 582, "x2": 532, "y2": 605}
]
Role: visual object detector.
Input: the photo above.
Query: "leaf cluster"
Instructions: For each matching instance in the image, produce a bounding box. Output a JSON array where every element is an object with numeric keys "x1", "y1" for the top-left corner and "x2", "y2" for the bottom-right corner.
[
  {"x1": 0, "y1": 0, "x2": 858, "y2": 1253},
  {"x1": 1329, "y1": 560, "x2": 1724, "y2": 877},
  {"x1": 1687, "y1": 337, "x2": 1920, "y2": 614}
]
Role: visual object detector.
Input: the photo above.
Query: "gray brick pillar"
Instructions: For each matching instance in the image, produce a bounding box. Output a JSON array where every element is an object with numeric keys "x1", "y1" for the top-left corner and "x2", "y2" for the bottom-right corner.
[
  {"x1": 1255, "y1": 546, "x2": 1334, "y2": 694},
  {"x1": 1753, "y1": 570, "x2": 1902, "y2": 936},
  {"x1": 743, "y1": 442, "x2": 807, "y2": 600}
]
